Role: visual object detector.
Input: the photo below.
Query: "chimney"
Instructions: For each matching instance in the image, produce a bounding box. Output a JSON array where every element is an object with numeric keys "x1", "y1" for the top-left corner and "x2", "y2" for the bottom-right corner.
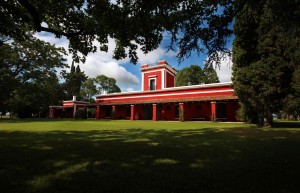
[{"x1": 73, "y1": 96, "x2": 76, "y2": 101}]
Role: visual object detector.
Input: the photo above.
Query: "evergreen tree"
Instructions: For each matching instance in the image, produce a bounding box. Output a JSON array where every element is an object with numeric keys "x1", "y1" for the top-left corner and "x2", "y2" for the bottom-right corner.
[
  {"x1": 232, "y1": 0, "x2": 300, "y2": 126},
  {"x1": 63, "y1": 64, "x2": 87, "y2": 100}
]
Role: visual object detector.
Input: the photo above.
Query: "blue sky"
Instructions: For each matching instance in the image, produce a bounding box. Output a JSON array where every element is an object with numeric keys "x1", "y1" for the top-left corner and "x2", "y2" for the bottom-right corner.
[{"x1": 35, "y1": 32, "x2": 233, "y2": 92}]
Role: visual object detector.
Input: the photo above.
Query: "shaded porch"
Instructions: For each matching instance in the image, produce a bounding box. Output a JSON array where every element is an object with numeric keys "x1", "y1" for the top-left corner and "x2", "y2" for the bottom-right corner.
[{"x1": 95, "y1": 100, "x2": 240, "y2": 122}]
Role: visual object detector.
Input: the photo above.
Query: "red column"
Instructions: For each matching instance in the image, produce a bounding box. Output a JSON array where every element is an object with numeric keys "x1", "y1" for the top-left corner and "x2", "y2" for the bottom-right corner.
[
  {"x1": 179, "y1": 103, "x2": 185, "y2": 122},
  {"x1": 130, "y1": 105, "x2": 135, "y2": 121},
  {"x1": 112, "y1": 105, "x2": 116, "y2": 120},
  {"x1": 152, "y1": 104, "x2": 157, "y2": 121},
  {"x1": 211, "y1": 101, "x2": 216, "y2": 121},
  {"x1": 96, "y1": 106, "x2": 100, "y2": 119}
]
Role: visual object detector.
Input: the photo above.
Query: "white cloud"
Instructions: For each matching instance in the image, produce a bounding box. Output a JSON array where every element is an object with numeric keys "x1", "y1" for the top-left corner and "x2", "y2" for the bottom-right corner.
[
  {"x1": 121, "y1": 87, "x2": 135, "y2": 92},
  {"x1": 83, "y1": 56, "x2": 139, "y2": 85},
  {"x1": 34, "y1": 33, "x2": 139, "y2": 87},
  {"x1": 206, "y1": 53, "x2": 233, "y2": 82},
  {"x1": 216, "y1": 64, "x2": 232, "y2": 82},
  {"x1": 136, "y1": 46, "x2": 177, "y2": 65}
]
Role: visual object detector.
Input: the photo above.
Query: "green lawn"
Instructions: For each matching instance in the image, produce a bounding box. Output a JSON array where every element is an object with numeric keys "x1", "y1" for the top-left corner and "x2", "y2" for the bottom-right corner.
[{"x1": 0, "y1": 119, "x2": 299, "y2": 193}]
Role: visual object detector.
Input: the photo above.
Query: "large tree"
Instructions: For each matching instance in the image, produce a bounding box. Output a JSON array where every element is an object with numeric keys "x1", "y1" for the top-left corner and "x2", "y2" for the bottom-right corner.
[
  {"x1": 203, "y1": 65, "x2": 220, "y2": 84},
  {"x1": 176, "y1": 65, "x2": 219, "y2": 86},
  {"x1": 80, "y1": 78, "x2": 98, "y2": 102},
  {"x1": 80, "y1": 75, "x2": 121, "y2": 102},
  {"x1": 0, "y1": 35, "x2": 67, "y2": 117},
  {"x1": 94, "y1": 75, "x2": 121, "y2": 94},
  {"x1": 283, "y1": 67, "x2": 300, "y2": 119},
  {"x1": 62, "y1": 64, "x2": 87, "y2": 100},
  {"x1": 232, "y1": 0, "x2": 300, "y2": 126},
  {"x1": 0, "y1": 0, "x2": 237, "y2": 64}
]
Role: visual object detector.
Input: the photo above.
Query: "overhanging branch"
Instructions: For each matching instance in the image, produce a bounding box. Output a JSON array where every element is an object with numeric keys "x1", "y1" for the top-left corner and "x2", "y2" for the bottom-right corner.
[{"x1": 17, "y1": 0, "x2": 83, "y2": 37}]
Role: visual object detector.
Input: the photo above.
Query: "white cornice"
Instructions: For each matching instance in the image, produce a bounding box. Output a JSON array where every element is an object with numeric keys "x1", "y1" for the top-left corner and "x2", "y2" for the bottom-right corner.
[
  {"x1": 141, "y1": 64, "x2": 177, "y2": 75},
  {"x1": 96, "y1": 82, "x2": 233, "y2": 98}
]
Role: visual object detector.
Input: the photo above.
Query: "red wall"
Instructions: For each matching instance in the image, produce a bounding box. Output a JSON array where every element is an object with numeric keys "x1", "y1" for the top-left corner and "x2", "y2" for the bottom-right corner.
[
  {"x1": 181, "y1": 102, "x2": 211, "y2": 121},
  {"x1": 159, "y1": 104, "x2": 176, "y2": 120},
  {"x1": 97, "y1": 85, "x2": 235, "y2": 105},
  {"x1": 114, "y1": 105, "x2": 130, "y2": 119},
  {"x1": 226, "y1": 101, "x2": 240, "y2": 121},
  {"x1": 166, "y1": 71, "x2": 175, "y2": 88},
  {"x1": 143, "y1": 71, "x2": 162, "y2": 90}
]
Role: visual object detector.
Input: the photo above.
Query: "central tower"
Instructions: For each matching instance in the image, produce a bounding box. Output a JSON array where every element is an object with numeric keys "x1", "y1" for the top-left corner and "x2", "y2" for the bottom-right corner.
[{"x1": 141, "y1": 60, "x2": 177, "y2": 91}]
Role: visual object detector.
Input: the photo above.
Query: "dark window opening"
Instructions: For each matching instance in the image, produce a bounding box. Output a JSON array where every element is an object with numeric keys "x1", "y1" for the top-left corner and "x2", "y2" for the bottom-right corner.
[
  {"x1": 216, "y1": 103, "x2": 227, "y2": 118},
  {"x1": 175, "y1": 104, "x2": 179, "y2": 118},
  {"x1": 166, "y1": 105, "x2": 171, "y2": 111},
  {"x1": 126, "y1": 106, "x2": 131, "y2": 117},
  {"x1": 196, "y1": 105, "x2": 202, "y2": 110},
  {"x1": 150, "y1": 79, "x2": 156, "y2": 90}
]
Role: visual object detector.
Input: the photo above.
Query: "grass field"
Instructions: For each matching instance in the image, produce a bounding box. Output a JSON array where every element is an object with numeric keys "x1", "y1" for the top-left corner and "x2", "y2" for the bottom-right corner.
[{"x1": 0, "y1": 119, "x2": 300, "y2": 193}]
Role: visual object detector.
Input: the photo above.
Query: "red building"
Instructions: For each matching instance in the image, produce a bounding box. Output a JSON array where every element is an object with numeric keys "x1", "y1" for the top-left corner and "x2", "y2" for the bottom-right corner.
[
  {"x1": 49, "y1": 96, "x2": 89, "y2": 118},
  {"x1": 49, "y1": 60, "x2": 239, "y2": 121},
  {"x1": 95, "y1": 60, "x2": 239, "y2": 122}
]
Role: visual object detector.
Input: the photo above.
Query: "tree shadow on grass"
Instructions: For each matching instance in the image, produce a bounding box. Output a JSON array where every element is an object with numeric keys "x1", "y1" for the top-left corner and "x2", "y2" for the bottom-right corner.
[
  {"x1": 0, "y1": 127, "x2": 300, "y2": 193},
  {"x1": 273, "y1": 120, "x2": 300, "y2": 128}
]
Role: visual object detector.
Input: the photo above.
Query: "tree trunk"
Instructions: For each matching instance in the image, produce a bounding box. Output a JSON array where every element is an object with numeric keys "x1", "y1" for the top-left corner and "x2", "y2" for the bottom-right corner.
[{"x1": 264, "y1": 112, "x2": 273, "y2": 127}]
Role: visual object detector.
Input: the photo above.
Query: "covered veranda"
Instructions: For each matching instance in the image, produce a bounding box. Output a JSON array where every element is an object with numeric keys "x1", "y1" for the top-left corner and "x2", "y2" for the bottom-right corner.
[{"x1": 94, "y1": 96, "x2": 239, "y2": 122}]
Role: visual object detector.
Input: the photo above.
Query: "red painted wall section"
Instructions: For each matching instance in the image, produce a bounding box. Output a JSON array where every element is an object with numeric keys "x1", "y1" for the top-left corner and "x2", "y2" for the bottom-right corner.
[
  {"x1": 183, "y1": 102, "x2": 211, "y2": 121},
  {"x1": 160, "y1": 104, "x2": 176, "y2": 120},
  {"x1": 134, "y1": 105, "x2": 144, "y2": 120},
  {"x1": 97, "y1": 85, "x2": 235, "y2": 105},
  {"x1": 114, "y1": 106, "x2": 130, "y2": 119},
  {"x1": 166, "y1": 71, "x2": 175, "y2": 88},
  {"x1": 130, "y1": 105, "x2": 145, "y2": 120},
  {"x1": 226, "y1": 101, "x2": 240, "y2": 121},
  {"x1": 143, "y1": 71, "x2": 162, "y2": 91},
  {"x1": 98, "y1": 106, "x2": 106, "y2": 119}
]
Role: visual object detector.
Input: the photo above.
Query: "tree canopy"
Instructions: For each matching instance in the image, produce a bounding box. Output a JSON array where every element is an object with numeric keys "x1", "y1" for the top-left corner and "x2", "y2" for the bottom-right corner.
[
  {"x1": 80, "y1": 75, "x2": 121, "y2": 102},
  {"x1": 0, "y1": 36, "x2": 67, "y2": 117},
  {"x1": 1, "y1": 0, "x2": 237, "y2": 64},
  {"x1": 62, "y1": 63, "x2": 87, "y2": 100},
  {"x1": 176, "y1": 65, "x2": 219, "y2": 86},
  {"x1": 232, "y1": 0, "x2": 300, "y2": 126}
]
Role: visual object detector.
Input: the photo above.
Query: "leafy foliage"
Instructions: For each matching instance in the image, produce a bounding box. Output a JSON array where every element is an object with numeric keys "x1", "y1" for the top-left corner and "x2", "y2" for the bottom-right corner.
[
  {"x1": 283, "y1": 67, "x2": 300, "y2": 118},
  {"x1": 80, "y1": 78, "x2": 97, "y2": 102},
  {"x1": 94, "y1": 75, "x2": 121, "y2": 94},
  {"x1": 0, "y1": 35, "x2": 67, "y2": 117},
  {"x1": 62, "y1": 64, "x2": 87, "y2": 100},
  {"x1": 0, "y1": 0, "x2": 236, "y2": 64},
  {"x1": 232, "y1": 0, "x2": 300, "y2": 126},
  {"x1": 176, "y1": 65, "x2": 219, "y2": 86},
  {"x1": 80, "y1": 75, "x2": 121, "y2": 101}
]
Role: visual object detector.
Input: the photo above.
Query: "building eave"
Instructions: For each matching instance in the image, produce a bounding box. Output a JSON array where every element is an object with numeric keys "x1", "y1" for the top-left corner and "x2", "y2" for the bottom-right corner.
[
  {"x1": 97, "y1": 95, "x2": 238, "y2": 106},
  {"x1": 96, "y1": 82, "x2": 233, "y2": 98}
]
